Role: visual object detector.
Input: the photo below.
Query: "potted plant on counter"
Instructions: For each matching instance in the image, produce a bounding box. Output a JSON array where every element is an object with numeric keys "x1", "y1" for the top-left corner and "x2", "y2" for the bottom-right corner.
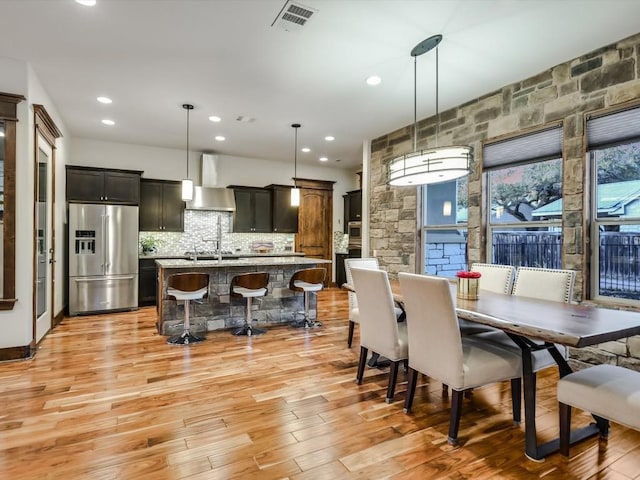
[{"x1": 140, "y1": 236, "x2": 161, "y2": 255}]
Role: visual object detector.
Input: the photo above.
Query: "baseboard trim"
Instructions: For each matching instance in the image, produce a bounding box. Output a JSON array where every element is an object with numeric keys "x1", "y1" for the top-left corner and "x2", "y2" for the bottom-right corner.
[
  {"x1": 54, "y1": 309, "x2": 65, "y2": 327},
  {"x1": 0, "y1": 344, "x2": 35, "y2": 362}
]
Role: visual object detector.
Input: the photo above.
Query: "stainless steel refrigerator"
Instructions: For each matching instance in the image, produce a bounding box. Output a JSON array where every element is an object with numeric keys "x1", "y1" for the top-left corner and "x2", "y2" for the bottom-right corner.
[{"x1": 68, "y1": 204, "x2": 139, "y2": 315}]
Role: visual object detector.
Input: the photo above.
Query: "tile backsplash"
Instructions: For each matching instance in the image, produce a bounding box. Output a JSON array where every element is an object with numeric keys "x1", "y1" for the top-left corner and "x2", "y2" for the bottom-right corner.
[{"x1": 139, "y1": 211, "x2": 294, "y2": 255}]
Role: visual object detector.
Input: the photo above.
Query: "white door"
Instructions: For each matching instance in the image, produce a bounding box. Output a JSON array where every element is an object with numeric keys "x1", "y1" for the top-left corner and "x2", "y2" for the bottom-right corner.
[{"x1": 35, "y1": 134, "x2": 53, "y2": 342}]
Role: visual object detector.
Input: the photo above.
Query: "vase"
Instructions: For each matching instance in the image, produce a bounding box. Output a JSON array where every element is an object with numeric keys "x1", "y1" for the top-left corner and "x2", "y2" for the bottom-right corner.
[{"x1": 457, "y1": 277, "x2": 479, "y2": 300}]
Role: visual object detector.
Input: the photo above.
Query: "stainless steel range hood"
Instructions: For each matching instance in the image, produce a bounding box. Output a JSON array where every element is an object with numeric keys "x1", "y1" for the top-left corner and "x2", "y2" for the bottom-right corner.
[{"x1": 186, "y1": 187, "x2": 236, "y2": 211}]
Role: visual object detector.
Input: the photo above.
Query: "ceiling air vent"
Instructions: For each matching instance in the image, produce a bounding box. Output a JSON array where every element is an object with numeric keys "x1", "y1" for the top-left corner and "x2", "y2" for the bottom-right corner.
[{"x1": 272, "y1": 1, "x2": 317, "y2": 32}]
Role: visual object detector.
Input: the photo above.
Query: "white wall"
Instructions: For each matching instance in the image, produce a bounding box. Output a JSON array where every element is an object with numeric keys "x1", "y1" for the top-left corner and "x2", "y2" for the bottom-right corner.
[
  {"x1": 0, "y1": 57, "x2": 70, "y2": 348},
  {"x1": 70, "y1": 139, "x2": 360, "y2": 236}
]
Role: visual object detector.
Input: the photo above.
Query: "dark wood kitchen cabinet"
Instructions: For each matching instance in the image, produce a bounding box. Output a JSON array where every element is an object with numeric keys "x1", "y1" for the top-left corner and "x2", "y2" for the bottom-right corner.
[
  {"x1": 139, "y1": 179, "x2": 184, "y2": 232},
  {"x1": 138, "y1": 258, "x2": 157, "y2": 306},
  {"x1": 344, "y1": 189, "x2": 362, "y2": 223},
  {"x1": 66, "y1": 166, "x2": 142, "y2": 204},
  {"x1": 267, "y1": 184, "x2": 298, "y2": 233},
  {"x1": 231, "y1": 186, "x2": 272, "y2": 233}
]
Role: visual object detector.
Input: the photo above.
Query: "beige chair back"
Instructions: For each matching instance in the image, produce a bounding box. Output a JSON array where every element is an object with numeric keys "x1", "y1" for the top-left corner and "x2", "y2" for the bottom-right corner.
[
  {"x1": 512, "y1": 267, "x2": 575, "y2": 303},
  {"x1": 470, "y1": 263, "x2": 516, "y2": 294},
  {"x1": 398, "y1": 272, "x2": 465, "y2": 387},
  {"x1": 350, "y1": 267, "x2": 407, "y2": 361},
  {"x1": 345, "y1": 257, "x2": 379, "y2": 312}
]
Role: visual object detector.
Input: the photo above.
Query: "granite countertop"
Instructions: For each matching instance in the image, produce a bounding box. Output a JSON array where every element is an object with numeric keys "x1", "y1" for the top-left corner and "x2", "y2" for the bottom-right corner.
[
  {"x1": 156, "y1": 257, "x2": 331, "y2": 269},
  {"x1": 140, "y1": 251, "x2": 305, "y2": 260}
]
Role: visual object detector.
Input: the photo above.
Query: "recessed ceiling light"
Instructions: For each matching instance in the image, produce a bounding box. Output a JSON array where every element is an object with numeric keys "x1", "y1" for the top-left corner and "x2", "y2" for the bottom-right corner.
[
  {"x1": 366, "y1": 75, "x2": 382, "y2": 86},
  {"x1": 101, "y1": 119, "x2": 115, "y2": 126},
  {"x1": 319, "y1": 156, "x2": 328, "y2": 162},
  {"x1": 209, "y1": 115, "x2": 221, "y2": 122},
  {"x1": 324, "y1": 136, "x2": 335, "y2": 141},
  {"x1": 215, "y1": 135, "x2": 226, "y2": 141},
  {"x1": 76, "y1": 0, "x2": 97, "y2": 6},
  {"x1": 96, "y1": 96, "x2": 112, "y2": 104},
  {"x1": 301, "y1": 147, "x2": 311, "y2": 153}
]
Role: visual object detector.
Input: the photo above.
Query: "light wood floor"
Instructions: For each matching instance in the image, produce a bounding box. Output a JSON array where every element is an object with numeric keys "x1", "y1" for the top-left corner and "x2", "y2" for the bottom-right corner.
[{"x1": 1, "y1": 289, "x2": 639, "y2": 480}]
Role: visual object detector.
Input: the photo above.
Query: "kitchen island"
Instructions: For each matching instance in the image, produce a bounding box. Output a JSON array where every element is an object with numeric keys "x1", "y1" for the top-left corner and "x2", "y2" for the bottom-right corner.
[{"x1": 155, "y1": 257, "x2": 332, "y2": 335}]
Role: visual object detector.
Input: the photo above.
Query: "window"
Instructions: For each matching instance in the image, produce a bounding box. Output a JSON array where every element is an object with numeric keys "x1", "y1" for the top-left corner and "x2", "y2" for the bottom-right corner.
[
  {"x1": 422, "y1": 178, "x2": 468, "y2": 277},
  {"x1": 484, "y1": 126, "x2": 563, "y2": 269},
  {"x1": 588, "y1": 106, "x2": 640, "y2": 303}
]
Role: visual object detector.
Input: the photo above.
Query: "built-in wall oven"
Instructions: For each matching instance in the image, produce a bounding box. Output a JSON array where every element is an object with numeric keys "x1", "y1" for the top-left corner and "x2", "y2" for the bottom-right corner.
[{"x1": 348, "y1": 221, "x2": 361, "y2": 254}]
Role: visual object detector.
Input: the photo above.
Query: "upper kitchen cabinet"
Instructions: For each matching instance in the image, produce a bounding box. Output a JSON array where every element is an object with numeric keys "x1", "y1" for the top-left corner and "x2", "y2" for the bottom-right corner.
[
  {"x1": 267, "y1": 184, "x2": 298, "y2": 233},
  {"x1": 343, "y1": 189, "x2": 362, "y2": 230},
  {"x1": 66, "y1": 166, "x2": 142, "y2": 204},
  {"x1": 231, "y1": 186, "x2": 272, "y2": 233},
  {"x1": 139, "y1": 179, "x2": 184, "y2": 232}
]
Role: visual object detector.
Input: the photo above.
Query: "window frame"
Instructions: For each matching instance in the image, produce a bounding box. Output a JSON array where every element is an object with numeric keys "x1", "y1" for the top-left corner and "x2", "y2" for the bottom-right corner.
[{"x1": 588, "y1": 140, "x2": 640, "y2": 305}]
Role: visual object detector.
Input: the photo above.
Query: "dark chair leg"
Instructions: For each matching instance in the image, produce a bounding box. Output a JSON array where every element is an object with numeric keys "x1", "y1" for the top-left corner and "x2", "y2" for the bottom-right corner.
[
  {"x1": 347, "y1": 320, "x2": 355, "y2": 348},
  {"x1": 559, "y1": 402, "x2": 571, "y2": 456},
  {"x1": 595, "y1": 415, "x2": 610, "y2": 440},
  {"x1": 385, "y1": 361, "x2": 400, "y2": 403},
  {"x1": 510, "y1": 378, "x2": 522, "y2": 425},
  {"x1": 448, "y1": 389, "x2": 465, "y2": 446},
  {"x1": 356, "y1": 346, "x2": 368, "y2": 384},
  {"x1": 403, "y1": 359, "x2": 408, "y2": 372},
  {"x1": 403, "y1": 368, "x2": 418, "y2": 413}
]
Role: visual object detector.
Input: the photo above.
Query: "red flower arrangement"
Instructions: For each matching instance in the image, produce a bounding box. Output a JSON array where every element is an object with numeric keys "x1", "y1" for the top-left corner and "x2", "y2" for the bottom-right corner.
[{"x1": 456, "y1": 271, "x2": 482, "y2": 279}]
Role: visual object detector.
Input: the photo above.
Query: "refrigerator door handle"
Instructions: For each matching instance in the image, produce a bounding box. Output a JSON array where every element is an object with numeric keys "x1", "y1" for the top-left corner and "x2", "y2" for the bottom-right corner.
[
  {"x1": 105, "y1": 214, "x2": 111, "y2": 271},
  {"x1": 74, "y1": 276, "x2": 135, "y2": 282},
  {"x1": 101, "y1": 214, "x2": 106, "y2": 275}
]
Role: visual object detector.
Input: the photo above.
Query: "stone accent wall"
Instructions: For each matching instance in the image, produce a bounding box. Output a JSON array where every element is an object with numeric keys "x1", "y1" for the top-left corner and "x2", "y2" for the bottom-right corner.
[{"x1": 369, "y1": 32, "x2": 640, "y2": 370}]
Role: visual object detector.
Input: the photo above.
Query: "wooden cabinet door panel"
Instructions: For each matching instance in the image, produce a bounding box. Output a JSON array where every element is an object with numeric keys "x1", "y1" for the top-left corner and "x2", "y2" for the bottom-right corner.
[
  {"x1": 66, "y1": 168, "x2": 104, "y2": 202},
  {"x1": 139, "y1": 181, "x2": 163, "y2": 231},
  {"x1": 104, "y1": 171, "x2": 140, "y2": 204},
  {"x1": 233, "y1": 189, "x2": 253, "y2": 232},
  {"x1": 161, "y1": 182, "x2": 184, "y2": 232},
  {"x1": 253, "y1": 189, "x2": 273, "y2": 233},
  {"x1": 272, "y1": 186, "x2": 298, "y2": 233}
]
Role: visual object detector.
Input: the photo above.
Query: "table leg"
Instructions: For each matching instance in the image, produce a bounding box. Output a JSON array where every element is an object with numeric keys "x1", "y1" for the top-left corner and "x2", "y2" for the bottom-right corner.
[{"x1": 508, "y1": 335, "x2": 601, "y2": 461}]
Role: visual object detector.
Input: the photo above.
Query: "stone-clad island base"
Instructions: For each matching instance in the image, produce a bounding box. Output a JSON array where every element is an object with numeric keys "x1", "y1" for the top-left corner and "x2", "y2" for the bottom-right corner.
[{"x1": 155, "y1": 257, "x2": 333, "y2": 335}]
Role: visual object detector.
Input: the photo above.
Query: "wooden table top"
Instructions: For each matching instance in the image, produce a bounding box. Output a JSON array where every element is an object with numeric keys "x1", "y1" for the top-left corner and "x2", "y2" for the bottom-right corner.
[{"x1": 343, "y1": 280, "x2": 640, "y2": 348}]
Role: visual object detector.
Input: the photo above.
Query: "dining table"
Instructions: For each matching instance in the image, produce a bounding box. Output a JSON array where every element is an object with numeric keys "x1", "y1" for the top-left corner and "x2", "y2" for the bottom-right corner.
[{"x1": 342, "y1": 279, "x2": 640, "y2": 461}]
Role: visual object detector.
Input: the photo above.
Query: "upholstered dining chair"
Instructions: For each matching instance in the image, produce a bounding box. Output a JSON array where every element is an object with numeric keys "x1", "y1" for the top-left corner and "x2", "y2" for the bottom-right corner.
[
  {"x1": 470, "y1": 263, "x2": 516, "y2": 294},
  {"x1": 455, "y1": 263, "x2": 518, "y2": 337},
  {"x1": 398, "y1": 272, "x2": 522, "y2": 446},
  {"x1": 351, "y1": 267, "x2": 408, "y2": 404},
  {"x1": 344, "y1": 257, "x2": 379, "y2": 348},
  {"x1": 474, "y1": 266, "x2": 576, "y2": 374}
]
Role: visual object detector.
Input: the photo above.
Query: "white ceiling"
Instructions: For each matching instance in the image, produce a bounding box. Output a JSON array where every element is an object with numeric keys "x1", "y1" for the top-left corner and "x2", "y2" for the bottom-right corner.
[{"x1": 2, "y1": 0, "x2": 640, "y2": 170}]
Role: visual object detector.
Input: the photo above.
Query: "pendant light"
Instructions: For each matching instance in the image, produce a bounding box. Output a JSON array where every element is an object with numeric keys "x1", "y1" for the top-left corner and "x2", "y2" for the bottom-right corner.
[
  {"x1": 181, "y1": 103, "x2": 194, "y2": 201},
  {"x1": 290, "y1": 123, "x2": 301, "y2": 207},
  {"x1": 388, "y1": 34, "x2": 472, "y2": 186}
]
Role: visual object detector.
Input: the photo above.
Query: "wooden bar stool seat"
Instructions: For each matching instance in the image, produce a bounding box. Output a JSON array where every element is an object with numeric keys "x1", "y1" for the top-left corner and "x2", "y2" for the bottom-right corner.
[
  {"x1": 289, "y1": 268, "x2": 326, "y2": 328},
  {"x1": 230, "y1": 272, "x2": 269, "y2": 336},
  {"x1": 166, "y1": 273, "x2": 209, "y2": 345}
]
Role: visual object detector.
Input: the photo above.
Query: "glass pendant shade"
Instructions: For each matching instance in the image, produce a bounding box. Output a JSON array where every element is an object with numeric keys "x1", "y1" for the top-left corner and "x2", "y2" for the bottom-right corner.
[
  {"x1": 388, "y1": 146, "x2": 472, "y2": 186},
  {"x1": 290, "y1": 187, "x2": 300, "y2": 207},
  {"x1": 387, "y1": 34, "x2": 472, "y2": 186},
  {"x1": 181, "y1": 178, "x2": 193, "y2": 201}
]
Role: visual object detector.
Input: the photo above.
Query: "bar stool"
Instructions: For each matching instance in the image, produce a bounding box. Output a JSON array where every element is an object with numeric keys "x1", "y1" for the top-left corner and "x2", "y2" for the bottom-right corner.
[
  {"x1": 166, "y1": 273, "x2": 209, "y2": 345},
  {"x1": 289, "y1": 267, "x2": 326, "y2": 328},
  {"x1": 230, "y1": 272, "x2": 269, "y2": 336}
]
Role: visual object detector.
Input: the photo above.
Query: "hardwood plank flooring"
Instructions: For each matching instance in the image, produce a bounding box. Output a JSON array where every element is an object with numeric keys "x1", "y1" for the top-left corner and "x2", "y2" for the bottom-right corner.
[{"x1": 0, "y1": 288, "x2": 639, "y2": 479}]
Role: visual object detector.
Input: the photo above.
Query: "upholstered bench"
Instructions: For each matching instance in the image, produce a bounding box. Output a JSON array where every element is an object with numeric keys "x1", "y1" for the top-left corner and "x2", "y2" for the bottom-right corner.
[{"x1": 557, "y1": 364, "x2": 640, "y2": 456}]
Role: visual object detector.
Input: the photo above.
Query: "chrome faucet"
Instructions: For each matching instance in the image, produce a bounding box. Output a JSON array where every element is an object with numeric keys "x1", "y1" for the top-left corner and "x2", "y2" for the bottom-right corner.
[
  {"x1": 203, "y1": 216, "x2": 224, "y2": 262},
  {"x1": 191, "y1": 241, "x2": 198, "y2": 262}
]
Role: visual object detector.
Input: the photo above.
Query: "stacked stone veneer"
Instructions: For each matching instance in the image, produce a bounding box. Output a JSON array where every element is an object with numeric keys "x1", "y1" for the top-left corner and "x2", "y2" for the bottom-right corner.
[
  {"x1": 369, "y1": 32, "x2": 640, "y2": 370},
  {"x1": 159, "y1": 264, "x2": 312, "y2": 335}
]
